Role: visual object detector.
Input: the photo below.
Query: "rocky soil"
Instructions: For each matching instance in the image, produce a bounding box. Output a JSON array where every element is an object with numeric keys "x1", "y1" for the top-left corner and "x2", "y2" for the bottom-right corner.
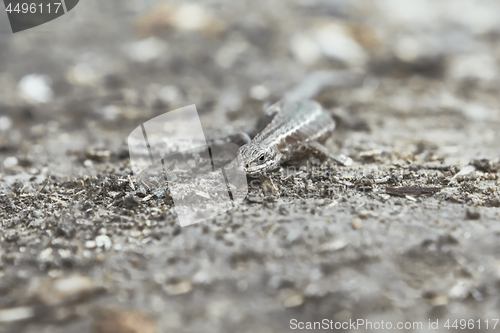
[{"x1": 1, "y1": 0, "x2": 500, "y2": 332}]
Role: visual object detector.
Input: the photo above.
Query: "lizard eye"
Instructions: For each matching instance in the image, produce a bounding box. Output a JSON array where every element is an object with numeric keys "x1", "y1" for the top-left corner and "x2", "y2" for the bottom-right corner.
[{"x1": 259, "y1": 155, "x2": 265, "y2": 161}]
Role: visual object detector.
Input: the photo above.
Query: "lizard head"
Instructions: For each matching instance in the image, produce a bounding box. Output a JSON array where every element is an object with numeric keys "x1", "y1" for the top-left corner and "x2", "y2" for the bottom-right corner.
[{"x1": 237, "y1": 143, "x2": 281, "y2": 175}]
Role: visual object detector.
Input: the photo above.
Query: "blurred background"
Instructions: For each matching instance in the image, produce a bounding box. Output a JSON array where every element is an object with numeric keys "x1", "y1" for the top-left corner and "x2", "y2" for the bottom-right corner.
[
  {"x1": 1, "y1": 0, "x2": 499, "y2": 176},
  {"x1": 1, "y1": 0, "x2": 500, "y2": 332}
]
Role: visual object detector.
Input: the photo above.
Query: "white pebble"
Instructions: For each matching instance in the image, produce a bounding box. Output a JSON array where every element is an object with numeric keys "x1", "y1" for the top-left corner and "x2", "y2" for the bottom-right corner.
[
  {"x1": 249, "y1": 85, "x2": 270, "y2": 100},
  {"x1": 451, "y1": 165, "x2": 476, "y2": 182},
  {"x1": 85, "y1": 240, "x2": 96, "y2": 249},
  {"x1": 289, "y1": 23, "x2": 367, "y2": 67},
  {"x1": 124, "y1": 37, "x2": 168, "y2": 63},
  {"x1": 68, "y1": 63, "x2": 98, "y2": 85},
  {"x1": 314, "y1": 23, "x2": 367, "y2": 66},
  {"x1": 18, "y1": 74, "x2": 54, "y2": 103},
  {"x1": 289, "y1": 33, "x2": 321, "y2": 65},
  {"x1": 174, "y1": 4, "x2": 211, "y2": 31},
  {"x1": 3, "y1": 156, "x2": 18, "y2": 168},
  {"x1": 158, "y1": 85, "x2": 181, "y2": 104},
  {"x1": 0, "y1": 116, "x2": 12, "y2": 131},
  {"x1": 101, "y1": 105, "x2": 121, "y2": 121},
  {"x1": 95, "y1": 235, "x2": 112, "y2": 251},
  {"x1": 448, "y1": 53, "x2": 498, "y2": 81},
  {"x1": 38, "y1": 248, "x2": 54, "y2": 261},
  {"x1": 0, "y1": 307, "x2": 35, "y2": 323}
]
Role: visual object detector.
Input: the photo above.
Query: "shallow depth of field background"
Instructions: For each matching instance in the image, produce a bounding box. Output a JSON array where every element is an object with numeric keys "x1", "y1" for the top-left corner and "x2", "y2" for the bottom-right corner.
[{"x1": 1, "y1": 1, "x2": 500, "y2": 332}]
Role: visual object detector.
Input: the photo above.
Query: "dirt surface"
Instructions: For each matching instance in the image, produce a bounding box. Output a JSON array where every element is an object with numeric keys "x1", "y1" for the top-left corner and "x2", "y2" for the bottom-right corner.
[{"x1": 1, "y1": 1, "x2": 500, "y2": 332}]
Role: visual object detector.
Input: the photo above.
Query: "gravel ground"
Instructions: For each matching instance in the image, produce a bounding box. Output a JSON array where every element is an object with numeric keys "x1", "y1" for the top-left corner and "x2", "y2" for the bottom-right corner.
[{"x1": 1, "y1": 1, "x2": 500, "y2": 332}]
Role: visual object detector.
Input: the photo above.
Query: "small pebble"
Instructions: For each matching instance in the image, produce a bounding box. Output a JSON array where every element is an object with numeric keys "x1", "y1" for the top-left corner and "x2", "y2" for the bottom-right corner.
[
  {"x1": 18, "y1": 74, "x2": 54, "y2": 103},
  {"x1": 278, "y1": 205, "x2": 290, "y2": 216},
  {"x1": 85, "y1": 240, "x2": 97, "y2": 249},
  {"x1": 95, "y1": 235, "x2": 112, "y2": 251},
  {"x1": 3, "y1": 156, "x2": 18, "y2": 168},
  {"x1": 93, "y1": 308, "x2": 157, "y2": 333},
  {"x1": 0, "y1": 306, "x2": 35, "y2": 323},
  {"x1": 85, "y1": 148, "x2": 111, "y2": 162},
  {"x1": 466, "y1": 208, "x2": 480, "y2": 220},
  {"x1": 37, "y1": 275, "x2": 97, "y2": 306},
  {"x1": 38, "y1": 248, "x2": 54, "y2": 261},
  {"x1": 249, "y1": 85, "x2": 270, "y2": 100},
  {"x1": 426, "y1": 293, "x2": 449, "y2": 306},
  {"x1": 283, "y1": 294, "x2": 304, "y2": 308},
  {"x1": 379, "y1": 193, "x2": 391, "y2": 200},
  {"x1": 129, "y1": 230, "x2": 142, "y2": 238},
  {"x1": 352, "y1": 219, "x2": 362, "y2": 230},
  {"x1": 123, "y1": 37, "x2": 168, "y2": 63},
  {"x1": 359, "y1": 149, "x2": 382, "y2": 158},
  {"x1": 304, "y1": 283, "x2": 328, "y2": 298},
  {"x1": 357, "y1": 210, "x2": 372, "y2": 219},
  {"x1": 0, "y1": 116, "x2": 12, "y2": 131},
  {"x1": 165, "y1": 281, "x2": 192, "y2": 295}
]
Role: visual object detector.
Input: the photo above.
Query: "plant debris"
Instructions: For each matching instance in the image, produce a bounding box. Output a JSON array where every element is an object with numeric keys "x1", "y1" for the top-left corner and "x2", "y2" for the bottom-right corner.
[{"x1": 386, "y1": 186, "x2": 443, "y2": 197}]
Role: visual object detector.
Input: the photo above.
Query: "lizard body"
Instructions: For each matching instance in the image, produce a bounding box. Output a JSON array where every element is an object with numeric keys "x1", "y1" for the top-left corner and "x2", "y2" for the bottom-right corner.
[{"x1": 237, "y1": 100, "x2": 351, "y2": 175}]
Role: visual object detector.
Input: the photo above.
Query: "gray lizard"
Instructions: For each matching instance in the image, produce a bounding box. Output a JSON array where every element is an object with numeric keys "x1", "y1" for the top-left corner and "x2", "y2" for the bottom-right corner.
[{"x1": 236, "y1": 100, "x2": 352, "y2": 175}]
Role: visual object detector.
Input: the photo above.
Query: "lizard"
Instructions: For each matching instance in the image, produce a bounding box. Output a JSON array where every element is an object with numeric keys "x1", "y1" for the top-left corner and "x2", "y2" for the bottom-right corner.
[
  {"x1": 236, "y1": 99, "x2": 352, "y2": 175},
  {"x1": 134, "y1": 70, "x2": 362, "y2": 191}
]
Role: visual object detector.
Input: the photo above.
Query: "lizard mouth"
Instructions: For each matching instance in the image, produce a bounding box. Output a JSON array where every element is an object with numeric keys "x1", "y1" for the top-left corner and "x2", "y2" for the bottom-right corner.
[
  {"x1": 244, "y1": 156, "x2": 281, "y2": 175},
  {"x1": 245, "y1": 164, "x2": 271, "y2": 175}
]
